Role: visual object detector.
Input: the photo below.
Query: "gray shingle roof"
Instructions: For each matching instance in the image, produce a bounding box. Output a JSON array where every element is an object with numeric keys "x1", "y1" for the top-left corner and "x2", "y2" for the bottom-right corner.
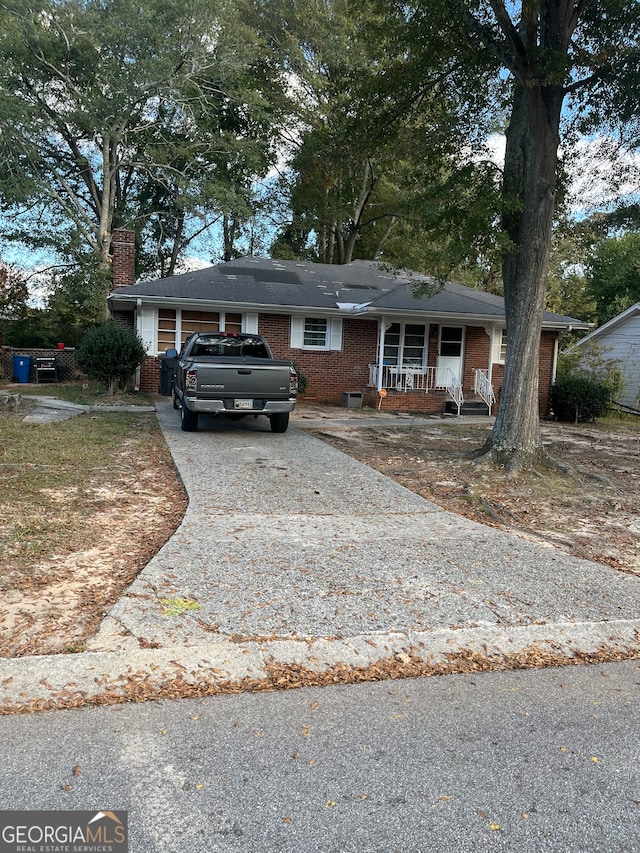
[{"x1": 109, "y1": 256, "x2": 586, "y2": 327}]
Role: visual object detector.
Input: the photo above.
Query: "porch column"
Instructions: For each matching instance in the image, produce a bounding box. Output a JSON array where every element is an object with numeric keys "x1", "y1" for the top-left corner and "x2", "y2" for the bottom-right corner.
[
  {"x1": 486, "y1": 325, "x2": 495, "y2": 386},
  {"x1": 377, "y1": 318, "x2": 387, "y2": 391},
  {"x1": 551, "y1": 335, "x2": 559, "y2": 383}
]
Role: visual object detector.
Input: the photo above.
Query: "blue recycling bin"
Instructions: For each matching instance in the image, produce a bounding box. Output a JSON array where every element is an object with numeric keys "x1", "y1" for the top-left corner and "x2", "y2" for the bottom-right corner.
[{"x1": 13, "y1": 355, "x2": 32, "y2": 383}]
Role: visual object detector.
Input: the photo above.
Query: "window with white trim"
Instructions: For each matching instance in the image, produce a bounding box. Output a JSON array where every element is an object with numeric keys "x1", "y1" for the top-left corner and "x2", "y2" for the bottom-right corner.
[
  {"x1": 304, "y1": 317, "x2": 328, "y2": 348},
  {"x1": 499, "y1": 329, "x2": 507, "y2": 362},
  {"x1": 290, "y1": 316, "x2": 343, "y2": 351},
  {"x1": 156, "y1": 310, "x2": 244, "y2": 353},
  {"x1": 383, "y1": 323, "x2": 427, "y2": 369}
]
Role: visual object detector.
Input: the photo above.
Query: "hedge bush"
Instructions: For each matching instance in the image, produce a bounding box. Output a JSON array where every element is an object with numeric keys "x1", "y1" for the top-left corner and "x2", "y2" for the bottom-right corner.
[
  {"x1": 77, "y1": 322, "x2": 146, "y2": 395},
  {"x1": 550, "y1": 376, "x2": 613, "y2": 423}
]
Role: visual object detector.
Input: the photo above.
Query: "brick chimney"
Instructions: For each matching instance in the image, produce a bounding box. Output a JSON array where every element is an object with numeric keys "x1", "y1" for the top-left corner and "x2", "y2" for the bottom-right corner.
[{"x1": 111, "y1": 229, "x2": 136, "y2": 288}]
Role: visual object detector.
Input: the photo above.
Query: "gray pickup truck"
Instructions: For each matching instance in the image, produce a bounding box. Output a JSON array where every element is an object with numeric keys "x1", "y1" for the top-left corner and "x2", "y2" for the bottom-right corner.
[{"x1": 172, "y1": 332, "x2": 298, "y2": 433}]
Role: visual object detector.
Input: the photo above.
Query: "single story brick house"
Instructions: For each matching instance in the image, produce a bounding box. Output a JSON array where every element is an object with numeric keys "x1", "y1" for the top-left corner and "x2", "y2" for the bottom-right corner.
[{"x1": 107, "y1": 229, "x2": 589, "y2": 415}]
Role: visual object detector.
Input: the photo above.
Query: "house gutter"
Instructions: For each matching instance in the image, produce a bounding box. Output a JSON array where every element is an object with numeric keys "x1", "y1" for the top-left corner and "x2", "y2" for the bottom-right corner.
[{"x1": 107, "y1": 293, "x2": 359, "y2": 318}]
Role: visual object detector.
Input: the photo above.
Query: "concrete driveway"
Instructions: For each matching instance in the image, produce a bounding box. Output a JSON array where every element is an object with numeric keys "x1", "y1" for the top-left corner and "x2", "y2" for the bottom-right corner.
[{"x1": 2, "y1": 400, "x2": 639, "y2": 712}]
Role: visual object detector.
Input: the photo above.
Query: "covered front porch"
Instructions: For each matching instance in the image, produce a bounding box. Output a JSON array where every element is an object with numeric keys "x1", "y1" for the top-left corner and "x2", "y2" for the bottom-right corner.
[
  {"x1": 367, "y1": 363, "x2": 495, "y2": 415},
  {"x1": 364, "y1": 319, "x2": 498, "y2": 415}
]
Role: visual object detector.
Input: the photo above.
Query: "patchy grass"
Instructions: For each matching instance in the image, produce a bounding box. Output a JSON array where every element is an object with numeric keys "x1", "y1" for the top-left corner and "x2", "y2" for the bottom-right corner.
[
  {"x1": 12, "y1": 380, "x2": 155, "y2": 407},
  {"x1": 0, "y1": 403, "x2": 187, "y2": 656},
  {"x1": 1, "y1": 410, "x2": 141, "y2": 576}
]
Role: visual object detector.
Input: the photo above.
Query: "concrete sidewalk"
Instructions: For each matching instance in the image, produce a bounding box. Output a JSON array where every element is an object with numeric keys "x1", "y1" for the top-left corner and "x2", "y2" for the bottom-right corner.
[
  {"x1": 2, "y1": 400, "x2": 639, "y2": 712},
  {"x1": 18, "y1": 393, "x2": 155, "y2": 423}
]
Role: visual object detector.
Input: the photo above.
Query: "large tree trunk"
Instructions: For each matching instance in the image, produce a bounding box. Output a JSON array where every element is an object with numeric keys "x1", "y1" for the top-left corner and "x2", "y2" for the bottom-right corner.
[{"x1": 483, "y1": 82, "x2": 564, "y2": 469}]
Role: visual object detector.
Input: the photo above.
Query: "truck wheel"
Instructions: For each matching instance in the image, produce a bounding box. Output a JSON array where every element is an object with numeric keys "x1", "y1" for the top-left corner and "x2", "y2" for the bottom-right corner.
[
  {"x1": 173, "y1": 392, "x2": 180, "y2": 410},
  {"x1": 181, "y1": 404, "x2": 199, "y2": 432},
  {"x1": 270, "y1": 412, "x2": 289, "y2": 433}
]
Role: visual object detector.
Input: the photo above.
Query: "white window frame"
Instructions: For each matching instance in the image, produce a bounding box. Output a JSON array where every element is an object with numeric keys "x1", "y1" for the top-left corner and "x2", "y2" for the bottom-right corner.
[
  {"x1": 489, "y1": 327, "x2": 507, "y2": 364},
  {"x1": 382, "y1": 322, "x2": 427, "y2": 370},
  {"x1": 152, "y1": 308, "x2": 251, "y2": 354},
  {"x1": 496, "y1": 328, "x2": 507, "y2": 363},
  {"x1": 290, "y1": 316, "x2": 343, "y2": 351}
]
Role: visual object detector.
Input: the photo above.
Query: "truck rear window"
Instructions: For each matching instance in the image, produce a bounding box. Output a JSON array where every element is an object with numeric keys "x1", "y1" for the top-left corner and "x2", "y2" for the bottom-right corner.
[{"x1": 191, "y1": 336, "x2": 270, "y2": 359}]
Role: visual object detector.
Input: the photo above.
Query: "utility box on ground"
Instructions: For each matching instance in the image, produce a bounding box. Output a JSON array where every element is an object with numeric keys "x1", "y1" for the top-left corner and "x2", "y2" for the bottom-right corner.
[{"x1": 342, "y1": 391, "x2": 363, "y2": 408}]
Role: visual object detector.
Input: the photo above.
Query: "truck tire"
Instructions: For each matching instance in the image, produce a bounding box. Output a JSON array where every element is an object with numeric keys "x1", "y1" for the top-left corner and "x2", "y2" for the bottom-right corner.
[
  {"x1": 173, "y1": 391, "x2": 180, "y2": 410},
  {"x1": 181, "y1": 403, "x2": 199, "y2": 432},
  {"x1": 270, "y1": 412, "x2": 289, "y2": 433}
]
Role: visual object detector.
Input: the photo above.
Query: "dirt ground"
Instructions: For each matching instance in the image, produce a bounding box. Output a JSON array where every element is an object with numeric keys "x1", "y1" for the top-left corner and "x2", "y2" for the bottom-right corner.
[
  {"x1": 307, "y1": 409, "x2": 640, "y2": 578},
  {"x1": 1, "y1": 403, "x2": 638, "y2": 658},
  {"x1": 0, "y1": 403, "x2": 188, "y2": 658}
]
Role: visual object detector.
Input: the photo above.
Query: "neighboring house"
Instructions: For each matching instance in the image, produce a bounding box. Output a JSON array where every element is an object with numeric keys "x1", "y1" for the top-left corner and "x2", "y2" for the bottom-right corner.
[
  {"x1": 573, "y1": 302, "x2": 640, "y2": 410},
  {"x1": 107, "y1": 229, "x2": 589, "y2": 415}
]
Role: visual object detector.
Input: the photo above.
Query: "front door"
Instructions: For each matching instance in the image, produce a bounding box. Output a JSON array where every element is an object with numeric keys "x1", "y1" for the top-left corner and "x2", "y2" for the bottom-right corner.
[{"x1": 436, "y1": 326, "x2": 464, "y2": 386}]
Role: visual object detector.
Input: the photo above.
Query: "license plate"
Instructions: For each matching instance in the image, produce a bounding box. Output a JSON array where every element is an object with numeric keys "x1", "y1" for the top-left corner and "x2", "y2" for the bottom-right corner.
[{"x1": 234, "y1": 399, "x2": 253, "y2": 409}]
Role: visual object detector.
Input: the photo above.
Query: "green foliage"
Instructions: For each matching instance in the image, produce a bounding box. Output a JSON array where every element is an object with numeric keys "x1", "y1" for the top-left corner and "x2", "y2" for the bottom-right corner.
[
  {"x1": 292, "y1": 362, "x2": 308, "y2": 395},
  {"x1": 585, "y1": 233, "x2": 640, "y2": 325},
  {"x1": 550, "y1": 377, "x2": 613, "y2": 423},
  {"x1": 557, "y1": 342, "x2": 626, "y2": 399},
  {"x1": 2, "y1": 315, "x2": 57, "y2": 348},
  {"x1": 0, "y1": 262, "x2": 28, "y2": 321},
  {"x1": 46, "y1": 256, "x2": 111, "y2": 341},
  {"x1": 545, "y1": 217, "x2": 606, "y2": 321},
  {"x1": 260, "y1": 0, "x2": 500, "y2": 271},
  {"x1": 77, "y1": 322, "x2": 146, "y2": 395},
  {"x1": 553, "y1": 342, "x2": 626, "y2": 422},
  {"x1": 0, "y1": 0, "x2": 285, "y2": 279}
]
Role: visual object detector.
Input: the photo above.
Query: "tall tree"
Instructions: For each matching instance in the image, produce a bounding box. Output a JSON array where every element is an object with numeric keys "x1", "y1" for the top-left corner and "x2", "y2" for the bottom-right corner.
[
  {"x1": 585, "y1": 232, "x2": 640, "y2": 325},
  {"x1": 256, "y1": 0, "x2": 500, "y2": 271},
  {"x1": 0, "y1": 0, "x2": 284, "y2": 293},
  {"x1": 381, "y1": 0, "x2": 640, "y2": 468},
  {"x1": 0, "y1": 261, "x2": 28, "y2": 321},
  {"x1": 544, "y1": 216, "x2": 605, "y2": 322}
]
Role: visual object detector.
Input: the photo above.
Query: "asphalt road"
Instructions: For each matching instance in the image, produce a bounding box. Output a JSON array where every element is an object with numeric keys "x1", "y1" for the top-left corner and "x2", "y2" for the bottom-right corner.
[{"x1": 1, "y1": 661, "x2": 638, "y2": 853}]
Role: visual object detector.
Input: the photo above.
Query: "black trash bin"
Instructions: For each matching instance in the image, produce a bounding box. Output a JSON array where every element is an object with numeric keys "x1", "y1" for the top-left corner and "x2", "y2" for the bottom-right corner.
[{"x1": 158, "y1": 349, "x2": 178, "y2": 396}]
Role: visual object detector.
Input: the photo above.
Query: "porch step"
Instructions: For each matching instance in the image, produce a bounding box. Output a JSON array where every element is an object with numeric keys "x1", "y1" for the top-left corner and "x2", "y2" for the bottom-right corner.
[{"x1": 445, "y1": 399, "x2": 490, "y2": 416}]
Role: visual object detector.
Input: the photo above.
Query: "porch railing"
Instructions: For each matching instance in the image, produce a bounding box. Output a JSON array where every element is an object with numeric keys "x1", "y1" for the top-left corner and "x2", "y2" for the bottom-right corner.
[
  {"x1": 473, "y1": 368, "x2": 496, "y2": 414},
  {"x1": 368, "y1": 364, "x2": 438, "y2": 392},
  {"x1": 368, "y1": 363, "x2": 467, "y2": 413},
  {"x1": 445, "y1": 369, "x2": 464, "y2": 415}
]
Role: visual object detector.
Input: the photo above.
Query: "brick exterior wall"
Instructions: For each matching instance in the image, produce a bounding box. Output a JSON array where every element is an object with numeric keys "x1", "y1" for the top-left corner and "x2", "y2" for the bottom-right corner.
[
  {"x1": 463, "y1": 326, "x2": 491, "y2": 389},
  {"x1": 258, "y1": 314, "x2": 379, "y2": 405},
  {"x1": 140, "y1": 355, "x2": 160, "y2": 393},
  {"x1": 487, "y1": 331, "x2": 556, "y2": 416},
  {"x1": 362, "y1": 386, "x2": 452, "y2": 413},
  {"x1": 112, "y1": 229, "x2": 136, "y2": 289},
  {"x1": 538, "y1": 330, "x2": 556, "y2": 417},
  {"x1": 134, "y1": 312, "x2": 560, "y2": 415}
]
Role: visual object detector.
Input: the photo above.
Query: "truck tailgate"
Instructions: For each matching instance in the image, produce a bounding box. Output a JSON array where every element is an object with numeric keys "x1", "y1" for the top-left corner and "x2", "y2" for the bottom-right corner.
[{"x1": 194, "y1": 360, "x2": 292, "y2": 397}]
